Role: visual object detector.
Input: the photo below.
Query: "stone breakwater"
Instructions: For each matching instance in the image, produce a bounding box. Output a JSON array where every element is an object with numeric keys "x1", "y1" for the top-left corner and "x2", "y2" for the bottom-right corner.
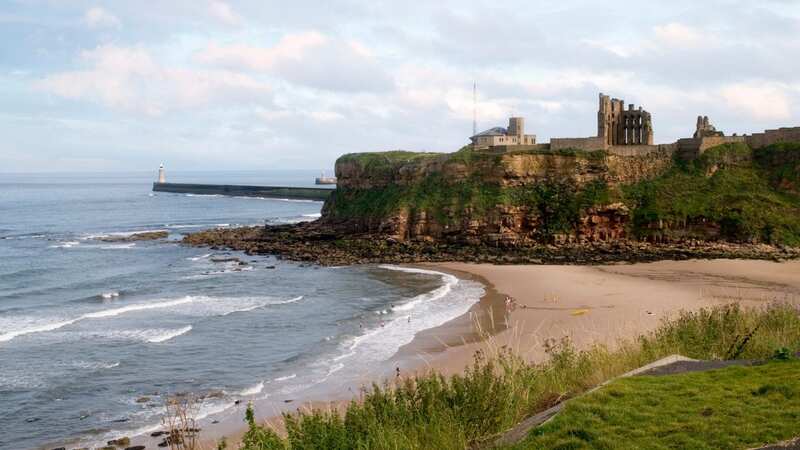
[{"x1": 182, "y1": 222, "x2": 800, "y2": 266}]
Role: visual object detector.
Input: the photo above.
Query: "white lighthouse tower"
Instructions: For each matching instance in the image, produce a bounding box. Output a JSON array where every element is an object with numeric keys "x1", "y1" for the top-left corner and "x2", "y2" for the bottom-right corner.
[{"x1": 157, "y1": 163, "x2": 166, "y2": 184}]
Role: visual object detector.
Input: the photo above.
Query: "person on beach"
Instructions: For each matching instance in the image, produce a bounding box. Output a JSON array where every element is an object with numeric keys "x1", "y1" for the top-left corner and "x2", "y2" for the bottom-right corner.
[{"x1": 505, "y1": 296, "x2": 518, "y2": 312}]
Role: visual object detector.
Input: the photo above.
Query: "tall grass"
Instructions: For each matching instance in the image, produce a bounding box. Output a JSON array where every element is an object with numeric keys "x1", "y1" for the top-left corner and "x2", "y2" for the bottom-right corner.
[{"x1": 240, "y1": 303, "x2": 800, "y2": 450}]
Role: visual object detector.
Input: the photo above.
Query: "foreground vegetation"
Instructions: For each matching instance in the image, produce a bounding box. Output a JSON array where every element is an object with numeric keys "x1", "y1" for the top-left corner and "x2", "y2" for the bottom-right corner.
[
  {"x1": 239, "y1": 303, "x2": 800, "y2": 449},
  {"x1": 512, "y1": 359, "x2": 800, "y2": 450}
]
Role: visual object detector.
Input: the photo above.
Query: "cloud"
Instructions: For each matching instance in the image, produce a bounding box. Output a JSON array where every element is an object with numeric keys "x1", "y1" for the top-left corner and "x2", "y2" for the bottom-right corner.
[
  {"x1": 198, "y1": 31, "x2": 393, "y2": 92},
  {"x1": 721, "y1": 82, "x2": 792, "y2": 121},
  {"x1": 84, "y1": 7, "x2": 121, "y2": 29},
  {"x1": 36, "y1": 45, "x2": 271, "y2": 115},
  {"x1": 652, "y1": 23, "x2": 706, "y2": 48},
  {"x1": 208, "y1": 1, "x2": 241, "y2": 26}
]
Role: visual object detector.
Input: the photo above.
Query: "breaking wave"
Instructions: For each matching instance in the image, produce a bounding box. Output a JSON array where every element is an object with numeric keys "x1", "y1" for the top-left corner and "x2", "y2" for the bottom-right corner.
[
  {"x1": 146, "y1": 325, "x2": 193, "y2": 343},
  {"x1": 239, "y1": 381, "x2": 265, "y2": 396},
  {"x1": 0, "y1": 295, "x2": 302, "y2": 345}
]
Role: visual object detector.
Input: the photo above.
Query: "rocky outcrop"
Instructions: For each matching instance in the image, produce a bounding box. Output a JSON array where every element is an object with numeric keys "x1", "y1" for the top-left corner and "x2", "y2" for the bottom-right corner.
[
  {"x1": 97, "y1": 231, "x2": 168, "y2": 242},
  {"x1": 182, "y1": 223, "x2": 800, "y2": 266},
  {"x1": 184, "y1": 143, "x2": 800, "y2": 263},
  {"x1": 324, "y1": 148, "x2": 668, "y2": 245}
]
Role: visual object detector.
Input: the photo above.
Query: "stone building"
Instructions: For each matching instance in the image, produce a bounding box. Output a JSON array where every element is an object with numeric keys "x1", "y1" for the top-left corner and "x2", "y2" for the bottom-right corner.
[
  {"x1": 471, "y1": 117, "x2": 536, "y2": 149},
  {"x1": 693, "y1": 116, "x2": 723, "y2": 138},
  {"x1": 469, "y1": 91, "x2": 800, "y2": 158},
  {"x1": 597, "y1": 93, "x2": 653, "y2": 146}
]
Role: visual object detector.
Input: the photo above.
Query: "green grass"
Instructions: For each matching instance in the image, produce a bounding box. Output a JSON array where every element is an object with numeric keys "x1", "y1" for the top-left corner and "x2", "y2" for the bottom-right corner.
[
  {"x1": 337, "y1": 150, "x2": 442, "y2": 172},
  {"x1": 623, "y1": 143, "x2": 800, "y2": 245},
  {"x1": 512, "y1": 360, "x2": 800, "y2": 450},
  {"x1": 754, "y1": 142, "x2": 800, "y2": 195},
  {"x1": 239, "y1": 303, "x2": 800, "y2": 450}
]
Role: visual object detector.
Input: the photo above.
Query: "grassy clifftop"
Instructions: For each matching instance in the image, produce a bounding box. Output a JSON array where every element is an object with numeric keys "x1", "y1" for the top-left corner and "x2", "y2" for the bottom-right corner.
[{"x1": 326, "y1": 142, "x2": 800, "y2": 246}]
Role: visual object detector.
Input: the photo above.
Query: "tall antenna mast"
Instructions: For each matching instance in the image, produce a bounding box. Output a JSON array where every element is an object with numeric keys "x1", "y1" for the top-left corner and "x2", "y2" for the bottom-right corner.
[{"x1": 472, "y1": 81, "x2": 477, "y2": 137}]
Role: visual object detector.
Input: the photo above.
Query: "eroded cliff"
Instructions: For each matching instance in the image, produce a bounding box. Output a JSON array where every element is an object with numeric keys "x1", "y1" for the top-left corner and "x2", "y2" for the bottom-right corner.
[{"x1": 321, "y1": 143, "x2": 800, "y2": 247}]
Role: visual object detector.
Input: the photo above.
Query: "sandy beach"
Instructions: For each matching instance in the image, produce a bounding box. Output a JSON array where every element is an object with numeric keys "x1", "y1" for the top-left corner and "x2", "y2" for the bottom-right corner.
[
  {"x1": 184, "y1": 258, "x2": 800, "y2": 449},
  {"x1": 412, "y1": 259, "x2": 800, "y2": 376}
]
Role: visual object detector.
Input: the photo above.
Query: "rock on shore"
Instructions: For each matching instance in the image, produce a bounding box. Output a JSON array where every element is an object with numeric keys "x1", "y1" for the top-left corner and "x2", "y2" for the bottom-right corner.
[
  {"x1": 182, "y1": 222, "x2": 800, "y2": 266},
  {"x1": 98, "y1": 231, "x2": 169, "y2": 242}
]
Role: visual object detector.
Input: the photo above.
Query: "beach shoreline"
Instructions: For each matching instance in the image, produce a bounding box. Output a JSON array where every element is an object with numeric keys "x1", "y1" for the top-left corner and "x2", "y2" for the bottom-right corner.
[
  {"x1": 219, "y1": 258, "x2": 800, "y2": 448},
  {"x1": 74, "y1": 258, "x2": 800, "y2": 449}
]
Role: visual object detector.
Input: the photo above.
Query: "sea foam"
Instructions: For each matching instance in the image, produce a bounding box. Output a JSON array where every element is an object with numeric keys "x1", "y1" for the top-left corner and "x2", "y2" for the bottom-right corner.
[
  {"x1": 146, "y1": 325, "x2": 193, "y2": 343},
  {"x1": 0, "y1": 295, "x2": 303, "y2": 344},
  {"x1": 340, "y1": 265, "x2": 484, "y2": 367},
  {"x1": 239, "y1": 381, "x2": 265, "y2": 396}
]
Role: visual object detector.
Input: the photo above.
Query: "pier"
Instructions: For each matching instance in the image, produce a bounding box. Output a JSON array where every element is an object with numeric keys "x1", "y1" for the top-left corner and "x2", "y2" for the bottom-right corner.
[{"x1": 152, "y1": 182, "x2": 333, "y2": 201}]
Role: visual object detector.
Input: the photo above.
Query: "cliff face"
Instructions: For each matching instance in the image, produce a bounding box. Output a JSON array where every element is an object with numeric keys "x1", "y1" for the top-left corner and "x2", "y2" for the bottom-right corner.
[
  {"x1": 321, "y1": 147, "x2": 674, "y2": 245},
  {"x1": 321, "y1": 143, "x2": 800, "y2": 247}
]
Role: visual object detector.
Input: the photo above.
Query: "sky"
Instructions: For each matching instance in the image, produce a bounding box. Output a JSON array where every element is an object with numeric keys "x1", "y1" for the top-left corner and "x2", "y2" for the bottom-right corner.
[{"x1": 2, "y1": 0, "x2": 800, "y2": 172}]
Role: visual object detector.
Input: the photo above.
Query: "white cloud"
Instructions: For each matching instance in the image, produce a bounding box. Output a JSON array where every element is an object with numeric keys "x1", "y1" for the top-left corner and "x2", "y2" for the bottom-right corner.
[
  {"x1": 721, "y1": 82, "x2": 792, "y2": 121},
  {"x1": 208, "y1": 1, "x2": 242, "y2": 26},
  {"x1": 84, "y1": 7, "x2": 121, "y2": 29},
  {"x1": 198, "y1": 31, "x2": 393, "y2": 92},
  {"x1": 37, "y1": 45, "x2": 271, "y2": 115},
  {"x1": 653, "y1": 23, "x2": 706, "y2": 48}
]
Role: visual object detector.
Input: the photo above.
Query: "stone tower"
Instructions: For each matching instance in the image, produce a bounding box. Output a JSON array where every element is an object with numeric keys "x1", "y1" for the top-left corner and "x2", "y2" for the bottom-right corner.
[
  {"x1": 508, "y1": 117, "x2": 525, "y2": 140},
  {"x1": 598, "y1": 93, "x2": 653, "y2": 146}
]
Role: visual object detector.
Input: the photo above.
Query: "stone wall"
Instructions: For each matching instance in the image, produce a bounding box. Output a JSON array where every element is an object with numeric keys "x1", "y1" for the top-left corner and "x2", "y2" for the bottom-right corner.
[
  {"x1": 550, "y1": 136, "x2": 606, "y2": 151},
  {"x1": 746, "y1": 127, "x2": 800, "y2": 149},
  {"x1": 676, "y1": 136, "x2": 746, "y2": 160},
  {"x1": 607, "y1": 144, "x2": 676, "y2": 157}
]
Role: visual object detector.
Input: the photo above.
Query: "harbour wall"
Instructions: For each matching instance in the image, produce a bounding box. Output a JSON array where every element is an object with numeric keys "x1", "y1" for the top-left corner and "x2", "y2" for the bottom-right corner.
[{"x1": 152, "y1": 182, "x2": 333, "y2": 201}]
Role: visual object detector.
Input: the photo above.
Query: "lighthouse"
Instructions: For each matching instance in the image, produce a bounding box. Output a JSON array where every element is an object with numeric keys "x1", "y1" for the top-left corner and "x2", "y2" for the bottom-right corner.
[{"x1": 157, "y1": 163, "x2": 166, "y2": 184}]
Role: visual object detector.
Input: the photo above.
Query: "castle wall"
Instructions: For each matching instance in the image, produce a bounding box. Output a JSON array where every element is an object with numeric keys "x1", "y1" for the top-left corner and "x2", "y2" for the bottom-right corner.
[
  {"x1": 550, "y1": 136, "x2": 606, "y2": 151},
  {"x1": 607, "y1": 144, "x2": 676, "y2": 157},
  {"x1": 746, "y1": 127, "x2": 800, "y2": 149},
  {"x1": 676, "y1": 136, "x2": 747, "y2": 160}
]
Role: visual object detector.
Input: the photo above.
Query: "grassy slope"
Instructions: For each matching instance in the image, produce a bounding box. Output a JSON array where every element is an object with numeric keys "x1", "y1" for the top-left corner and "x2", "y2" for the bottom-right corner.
[
  {"x1": 512, "y1": 360, "x2": 800, "y2": 450},
  {"x1": 239, "y1": 304, "x2": 800, "y2": 450},
  {"x1": 623, "y1": 143, "x2": 800, "y2": 245}
]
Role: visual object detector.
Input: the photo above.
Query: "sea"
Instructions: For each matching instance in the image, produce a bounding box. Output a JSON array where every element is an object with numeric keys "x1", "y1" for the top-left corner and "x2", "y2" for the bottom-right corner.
[{"x1": 0, "y1": 171, "x2": 484, "y2": 450}]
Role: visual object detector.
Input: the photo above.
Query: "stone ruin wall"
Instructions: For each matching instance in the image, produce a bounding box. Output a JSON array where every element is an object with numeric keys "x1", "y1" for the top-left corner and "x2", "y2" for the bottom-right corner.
[
  {"x1": 550, "y1": 136, "x2": 606, "y2": 151},
  {"x1": 746, "y1": 127, "x2": 800, "y2": 149}
]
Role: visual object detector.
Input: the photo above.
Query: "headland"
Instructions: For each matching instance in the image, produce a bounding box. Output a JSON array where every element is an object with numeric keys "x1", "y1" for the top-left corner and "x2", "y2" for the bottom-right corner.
[{"x1": 185, "y1": 92, "x2": 800, "y2": 263}]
